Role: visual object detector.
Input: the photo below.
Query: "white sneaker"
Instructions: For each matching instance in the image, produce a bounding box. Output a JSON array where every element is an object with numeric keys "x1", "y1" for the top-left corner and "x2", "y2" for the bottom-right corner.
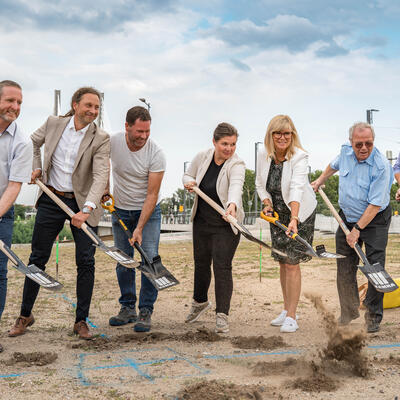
[
  {"x1": 215, "y1": 313, "x2": 229, "y2": 333},
  {"x1": 270, "y1": 310, "x2": 287, "y2": 326},
  {"x1": 280, "y1": 316, "x2": 299, "y2": 333}
]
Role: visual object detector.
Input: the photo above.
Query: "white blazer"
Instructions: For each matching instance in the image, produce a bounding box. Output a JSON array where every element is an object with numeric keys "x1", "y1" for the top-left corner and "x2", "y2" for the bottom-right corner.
[
  {"x1": 182, "y1": 148, "x2": 245, "y2": 234},
  {"x1": 255, "y1": 147, "x2": 317, "y2": 222}
]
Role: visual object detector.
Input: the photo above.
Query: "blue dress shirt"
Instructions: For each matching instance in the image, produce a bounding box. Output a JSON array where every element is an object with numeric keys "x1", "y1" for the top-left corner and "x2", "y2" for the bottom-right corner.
[{"x1": 330, "y1": 143, "x2": 394, "y2": 223}]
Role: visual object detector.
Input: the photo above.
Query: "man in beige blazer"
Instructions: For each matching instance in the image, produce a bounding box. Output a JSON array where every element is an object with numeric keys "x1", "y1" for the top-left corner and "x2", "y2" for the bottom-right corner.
[{"x1": 9, "y1": 87, "x2": 110, "y2": 339}]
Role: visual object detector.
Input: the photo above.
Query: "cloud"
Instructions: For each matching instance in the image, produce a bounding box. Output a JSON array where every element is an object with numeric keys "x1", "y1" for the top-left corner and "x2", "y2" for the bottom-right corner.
[
  {"x1": 0, "y1": 0, "x2": 175, "y2": 33},
  {"x1": 230, "y1": 58, "x2": 251, "y2": 71},
  {"x1": 358, "y1": 35, "x2": 388, "y2": 47},
  {"x1": 206, "y1": 15, "x2": 348, "y2": 57}
]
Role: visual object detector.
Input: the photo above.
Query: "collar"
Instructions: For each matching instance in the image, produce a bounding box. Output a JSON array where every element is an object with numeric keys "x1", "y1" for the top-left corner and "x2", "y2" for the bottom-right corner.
[
  {"x1": 345, "y1": 142, "x2": 376, "y2": 166},
  {"x1": 67, "y1": 116, "x2": 90, "y2": 135},
  {"x1": 1, "y1": 121, "x2": 17, "y2": 137}
]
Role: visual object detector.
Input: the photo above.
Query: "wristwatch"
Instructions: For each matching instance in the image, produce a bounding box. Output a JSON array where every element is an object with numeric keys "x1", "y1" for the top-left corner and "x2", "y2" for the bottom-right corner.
[
  {"x1": 354, "y1": 223, "x2": 362, "y2": 231},
  {"x1": 82, "y1": 206, "x2": 93, "y2": 214}
]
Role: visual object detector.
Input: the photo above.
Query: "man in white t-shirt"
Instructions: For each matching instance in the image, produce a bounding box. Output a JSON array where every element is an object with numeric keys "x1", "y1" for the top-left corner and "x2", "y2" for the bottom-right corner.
[{"x1": 108, "y1": 106, "x2": 166, "y2": 332}]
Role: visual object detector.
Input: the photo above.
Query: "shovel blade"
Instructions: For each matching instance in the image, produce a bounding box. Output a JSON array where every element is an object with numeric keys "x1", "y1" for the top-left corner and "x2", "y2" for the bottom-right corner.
[
  {"x1": 358, "y1": 262, "x2": 399, "y2": 293},
  {"x1": 26, "y1": 264, "x2": 64, "y2": 291},
  {"x1": 315, "y1": 245, "x2": 346, "y2": 259},
  {"x1": 98, "y1": 245, "x2": 140, "y2": 268},
  {"x1": 140, "y1": 256, "x2": 179, "y2": 291}
]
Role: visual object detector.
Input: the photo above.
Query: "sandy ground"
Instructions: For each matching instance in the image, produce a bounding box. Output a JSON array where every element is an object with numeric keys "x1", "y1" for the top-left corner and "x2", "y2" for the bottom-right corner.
[{"x1": 0, "y1": 234, "x2": 400, "y2": 400}]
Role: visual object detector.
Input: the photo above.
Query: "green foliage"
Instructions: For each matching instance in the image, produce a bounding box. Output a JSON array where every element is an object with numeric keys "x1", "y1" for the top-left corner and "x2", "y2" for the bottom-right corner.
[
  {"x1": 12, "y1": 218, "x2": 73, "y2": 244},
  {"x1": 14, "y1": 204, "x2": 27, "y2": 220},
  {"x1": 310, "y1": 170, "x2": 339, "y2": 215},
  {"x1": 242, "y1": 169, "x2": 256, "y2": 212},
  {"x1": 161, "y1": 187, "x2": 194, "y2": 214}
]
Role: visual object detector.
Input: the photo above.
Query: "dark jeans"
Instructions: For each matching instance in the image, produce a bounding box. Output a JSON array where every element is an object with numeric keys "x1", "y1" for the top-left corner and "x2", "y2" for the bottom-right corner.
[
  {"x1": 336, "y1": 206, "x2": 391, "y2": 324},
  {"x1": 111, "y1": 204, "x2": 161, "y2": 313},
  {"x1": 0, "y1": 207, "x2": 15, "y2": 319},
  {"x1": 192, "y1": 218, "x2": 240, "y2": 315},
  {"x1": 20, "y1": 193, "x2": 97, "y2": 323}
]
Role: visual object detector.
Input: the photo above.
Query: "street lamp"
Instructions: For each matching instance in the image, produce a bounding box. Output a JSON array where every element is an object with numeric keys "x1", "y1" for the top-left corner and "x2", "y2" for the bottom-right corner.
[
  {"x1": 183, "y1": 161, "x2": 191, "y2": 220},
  {"x1": 139, "y1": 98, "x2": 151, "y2": 111},
  {"x1": 366, "y1": 109, "x2": 379, "y2": 124},
  {"x1": 254, "y1": 142, "x2": 263, "y2": 213}
]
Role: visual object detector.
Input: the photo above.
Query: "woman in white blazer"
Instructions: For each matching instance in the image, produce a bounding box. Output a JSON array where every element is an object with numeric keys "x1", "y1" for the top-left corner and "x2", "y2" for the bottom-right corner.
[
  {"x1": 182, "y1": 122, "x2": 245, "y2": 333},
  {"x1": 256, "y1": 115, "x2": 317, "y2": 333}
]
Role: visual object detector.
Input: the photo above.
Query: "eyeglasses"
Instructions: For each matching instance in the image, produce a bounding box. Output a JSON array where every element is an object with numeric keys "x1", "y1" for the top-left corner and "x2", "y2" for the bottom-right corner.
[
  {"x1": 353, "y1": 141, "x2": 374, "y2": 149},
  {"x1": 272, "y1": 131, "x2": 292, "y2": 138}
]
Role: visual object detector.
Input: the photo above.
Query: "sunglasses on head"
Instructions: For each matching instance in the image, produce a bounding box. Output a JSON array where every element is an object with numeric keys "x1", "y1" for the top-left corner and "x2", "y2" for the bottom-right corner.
[
  {"x1": 272, "y1": 131, "x2": 292, "y2": 138},
  {"x1": 354, "y1": 141, "x2": 374, "y2": 149}
]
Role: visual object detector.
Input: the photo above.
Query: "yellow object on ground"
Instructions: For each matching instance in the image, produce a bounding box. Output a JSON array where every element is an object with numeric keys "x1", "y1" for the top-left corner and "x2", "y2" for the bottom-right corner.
[{"x1": 359, "y1": 279, "x2": 400, "y2": 309}]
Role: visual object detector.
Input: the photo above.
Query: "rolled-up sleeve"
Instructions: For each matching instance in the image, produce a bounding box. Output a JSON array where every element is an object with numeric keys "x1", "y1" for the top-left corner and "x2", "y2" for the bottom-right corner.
[
  {"x1": 368, "y1": 164, "x2": 394, "y2": 207},
  {"x1": 9, "y1": 136, "x2": 32, "y2": 184},
  {"x1": 330, "y1": 154, "x2": 340, "y2": 171}
]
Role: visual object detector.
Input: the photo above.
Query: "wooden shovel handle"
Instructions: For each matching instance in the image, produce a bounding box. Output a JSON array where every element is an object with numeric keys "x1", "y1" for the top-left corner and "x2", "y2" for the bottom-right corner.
[{"x1": 35, "y1": 179, "x2": 100, "y2": 245}]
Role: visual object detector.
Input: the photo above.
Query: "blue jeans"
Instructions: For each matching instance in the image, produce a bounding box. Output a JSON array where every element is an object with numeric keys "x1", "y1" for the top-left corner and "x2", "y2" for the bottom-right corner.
[
  {"x1": 0, "y1": 207, "x2": 15, "y2": 319},
  {"x1": 112, "y1": 204, "x2": 161, "y2": 312}
]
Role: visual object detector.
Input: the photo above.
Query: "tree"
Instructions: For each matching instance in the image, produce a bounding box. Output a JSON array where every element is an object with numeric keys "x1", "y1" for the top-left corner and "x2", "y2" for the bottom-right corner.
[
  {"x1": 242, "y1": 169, "x2": 256, "y2": 212},
  {"x1": 14, "y1": 204, "x2": 27, "y2": 220},
  {"x1": 309, "y1": 170, "x2": 339, "y2": 215},
  {"x1": 160, "y1": 188, "x2": 194, "y2": 215}
]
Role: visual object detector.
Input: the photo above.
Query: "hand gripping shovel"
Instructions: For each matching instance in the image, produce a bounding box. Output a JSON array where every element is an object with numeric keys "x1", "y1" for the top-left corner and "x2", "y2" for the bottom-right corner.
[
  {"x1": 318, "y1": 187, "x2": 398, "y2": 293},
  {"x1": 101, "y1": 195, "x2": 179, "y2": 291},
  {"x1": 191, "y1": 186, "x2": 288, "y2": 258},
  {"x1": 36, "y1": 179, "x2": 140, "y2": 268},
  {"x1": 260, "y1": 210, "x2": 345, "y2": 259},
  {"x1": 0, "y1": 240, "x2": 63, "y2": 291}
]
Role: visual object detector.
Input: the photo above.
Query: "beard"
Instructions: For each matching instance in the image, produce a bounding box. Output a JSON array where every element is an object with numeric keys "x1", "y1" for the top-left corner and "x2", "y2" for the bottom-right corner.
[{"x1": 0, "y1": 110, "x2": 18, "y2": 123}]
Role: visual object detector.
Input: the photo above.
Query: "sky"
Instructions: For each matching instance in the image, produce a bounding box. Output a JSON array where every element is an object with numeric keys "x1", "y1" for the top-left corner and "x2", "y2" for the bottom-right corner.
[{"x1": 1, "y1": 0, "x2": 400, "y2": 205}]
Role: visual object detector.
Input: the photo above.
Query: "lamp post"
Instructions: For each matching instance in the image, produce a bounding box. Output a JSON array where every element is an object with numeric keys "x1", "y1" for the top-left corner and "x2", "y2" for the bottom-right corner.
[
  {"x1": 254, "y1": 142, "x2": 263, "y2": 214},
  {"x1": 139, "y1": 98, "x2": 151, "y2": 111},
  {"x1": 183, "y1": 161, "x2": 190, "y2": 221},
  {"x1": 366, "y1": 109, "x2": 379, "y2": 124}
]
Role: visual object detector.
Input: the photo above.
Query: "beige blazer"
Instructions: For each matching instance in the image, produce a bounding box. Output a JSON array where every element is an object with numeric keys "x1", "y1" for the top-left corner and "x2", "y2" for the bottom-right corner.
[
  {"x1": 255, "y1": 147, "x2": 317, "y2": 222},
  {"x1": 31, "y1": 115, "x2": 110, "y2": 226},
  {"x1": 182, "y1": 148, "x2": 245, "y2": 234}
]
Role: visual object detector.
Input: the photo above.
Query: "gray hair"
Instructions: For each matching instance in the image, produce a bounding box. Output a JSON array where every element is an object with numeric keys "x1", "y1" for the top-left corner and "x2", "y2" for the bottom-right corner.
[
  {"x1": 349, "y1": 122, "x2": 375, "y2": 140},
  {"x1": 0, "y1": 80, "x2": 21, "y2": 99}
]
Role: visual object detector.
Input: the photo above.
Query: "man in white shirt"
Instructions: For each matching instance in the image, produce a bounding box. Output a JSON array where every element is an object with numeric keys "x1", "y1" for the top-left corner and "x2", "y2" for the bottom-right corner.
[
  {"x1": 0, "y1": 80, "x2": 32, "y2": 352},
  {"x1": 108, "y1": 106, "x2": 165, "y2": 332},
  {"x1": 9, "y1": 87, "x2": 110, "y2": 340}
]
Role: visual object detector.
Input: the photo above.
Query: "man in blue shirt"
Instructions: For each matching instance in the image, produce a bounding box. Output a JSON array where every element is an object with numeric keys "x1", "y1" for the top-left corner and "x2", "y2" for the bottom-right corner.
[
  {"x1": 0, "y1": 80, "x2": 32, "y2": 352},
  {"x1": 312, "y1": 122, "x2": 393, "y2": 333}
]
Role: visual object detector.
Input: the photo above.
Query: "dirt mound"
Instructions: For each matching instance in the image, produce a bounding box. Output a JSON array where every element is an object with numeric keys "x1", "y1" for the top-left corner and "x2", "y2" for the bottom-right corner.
[
  {"x1": 252, "y1": 357, "x2": 306, "y2": 376},
  {"x1": 176, "y1": 379, "x2": 271, "y2": 400},
  {"x1": 231, "y1": 335, "x2": 286, "y2": 350},
  {"x1": 3, "y1": 352, "x2": 58, "y2": 366},
  {"x1": 70, "y1": 328, "x2": 223, "y2": 351},
  {"x1": 291, "y1": 363, "x2": 339, "y2": 393},
  {"x1": 305, "y1": 293, "x2": 368, "y2": 377}
]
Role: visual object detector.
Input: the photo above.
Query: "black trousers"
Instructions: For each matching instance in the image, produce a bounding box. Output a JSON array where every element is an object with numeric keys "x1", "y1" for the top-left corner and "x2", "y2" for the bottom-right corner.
[
  {"x1": 335, "y1": 206, "x2": 391, "y2": 324},
  {"x1": 20, "y1": 193, "x2": 97, "y2": 323},
  {"x1": 192, "y1": 218, "x2": 240, "y2": 315}
]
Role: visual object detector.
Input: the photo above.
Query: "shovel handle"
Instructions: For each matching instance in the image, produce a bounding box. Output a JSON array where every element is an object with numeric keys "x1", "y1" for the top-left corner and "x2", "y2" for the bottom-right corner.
[
  {"x1": 35, "y1": 179, "x2": 100, "y2": 245},
  {"x1": 0, "y1": 239, "x2": 18, "y2": 265},
  {"x1": 192, "y1": 186, "x2": 239, "y2": 228},
  {"x1": 260, "y1": 211, "x2": 299, "y2": 241}
]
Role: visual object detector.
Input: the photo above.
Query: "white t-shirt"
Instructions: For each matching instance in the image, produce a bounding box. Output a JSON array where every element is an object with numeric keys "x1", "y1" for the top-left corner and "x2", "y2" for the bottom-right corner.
[{"x1": 110, "y1": 132, "x2": 166, "y2": 210}]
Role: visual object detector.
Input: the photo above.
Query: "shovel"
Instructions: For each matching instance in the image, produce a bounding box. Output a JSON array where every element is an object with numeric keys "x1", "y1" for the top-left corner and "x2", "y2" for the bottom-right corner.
[
  {"x1": 101, "y1": 195, "x2": 179, "y2": 290},
  {"x1": 318, "y1": 187, "x2": 398, "y2": 293},
  {"x1": 260, "y1": 210, "x2": 345, "y2": 259},
  {"x1": 191, "y1": 186, "x2": 288, "y2": 258},
  {"x1": 36, "y1": 179, "x2": 140, "y2": 268},
  {"x1": 0, "y1": 240, "x2": 63, "y2": 291}
]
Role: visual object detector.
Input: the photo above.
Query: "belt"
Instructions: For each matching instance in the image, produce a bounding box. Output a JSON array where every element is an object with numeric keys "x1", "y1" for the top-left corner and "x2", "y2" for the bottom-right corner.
[{"x1": 46, "y1": 185, "x2": 75, "y2": 199}]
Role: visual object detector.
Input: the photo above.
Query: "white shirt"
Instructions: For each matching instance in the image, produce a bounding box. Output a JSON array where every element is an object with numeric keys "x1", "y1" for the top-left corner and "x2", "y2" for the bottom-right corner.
[{"x1": 47, "y1": 118, "x2": 95, "y2": 209}]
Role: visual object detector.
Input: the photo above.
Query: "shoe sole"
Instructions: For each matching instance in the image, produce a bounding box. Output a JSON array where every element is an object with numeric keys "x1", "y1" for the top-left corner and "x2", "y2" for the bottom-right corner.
[
  {"x1": 109, "y1": 317, "x2": 137, "y2": 326},
  {"x1": 8, "y1": 318, "x2": 35, "y2": 337},
  {"x1": 185, "y1": 302, "x2": 212, "y2": 323}
]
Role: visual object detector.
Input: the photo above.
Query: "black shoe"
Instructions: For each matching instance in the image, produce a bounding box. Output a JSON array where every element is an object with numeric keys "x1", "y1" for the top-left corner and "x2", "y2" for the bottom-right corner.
[
  {"x1": 109, "y1": 306, "x2": 137, "y2": 326},
  {"x1": 365, "y1": 311, "x2": 380, "y2": 333},
  {"x1": 134, "y1": 308, "x2": 152, "y2": 332}
]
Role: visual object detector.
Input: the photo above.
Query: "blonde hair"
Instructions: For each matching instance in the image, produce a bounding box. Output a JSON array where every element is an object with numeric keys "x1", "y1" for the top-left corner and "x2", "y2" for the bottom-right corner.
[{"x1": 264, "y1": 115, "x2": 305, "y2": 160}]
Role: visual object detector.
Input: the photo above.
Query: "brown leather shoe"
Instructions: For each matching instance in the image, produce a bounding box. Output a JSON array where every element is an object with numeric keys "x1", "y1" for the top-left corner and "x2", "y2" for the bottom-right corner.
[
  {"x1": 73, "y1": 321, "x2": 93, "y2": 340},
  {"x1": 8, "y1": 314, "x2": 35, "y2": 337}
]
